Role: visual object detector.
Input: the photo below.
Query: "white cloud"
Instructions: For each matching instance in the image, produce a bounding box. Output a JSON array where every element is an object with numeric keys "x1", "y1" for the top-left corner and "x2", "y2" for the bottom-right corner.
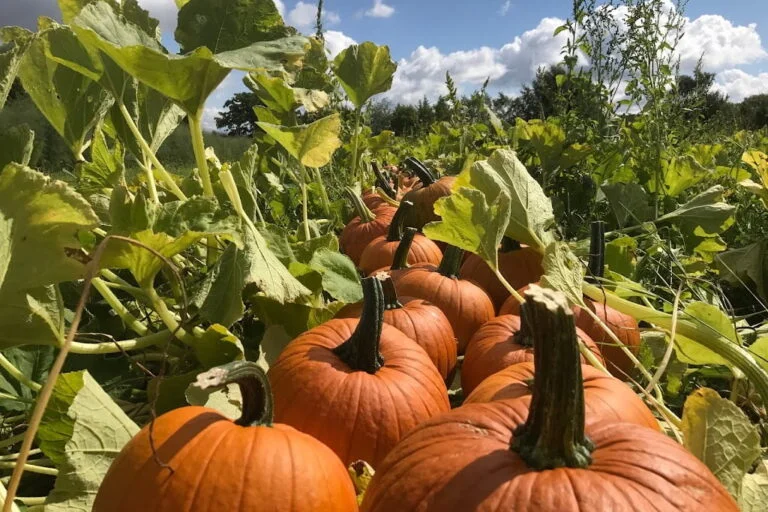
[
  {"x1": 287, "y1": 1, "x2": 340, "y2": 31},
  {"x1": 365, "y1": 0, "x2": 395, "y2": 19},
  {"x1": 678, "y1": 15, "x2": 767, "y2": 74},
  {"x1": 137, "y1": 0, "x2": 179, "y2": 35},
  {"x1": 712, "y1": 69, "x2": 768, "y2": 102},
  {"x1": 324, "y1": 30, "x2": 357, "y2": 59},
  {"x1": 202, "y1": 107, "x2": 223, "y2": 132},
  {"x1": 499, "y1": 1, "x2": 512, "y2": 16}
]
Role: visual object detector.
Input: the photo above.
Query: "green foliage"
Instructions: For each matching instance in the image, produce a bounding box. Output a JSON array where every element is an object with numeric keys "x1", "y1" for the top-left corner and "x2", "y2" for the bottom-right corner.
[{"x1": 332, "y1": 42, "x2": 397, "y2": 110}]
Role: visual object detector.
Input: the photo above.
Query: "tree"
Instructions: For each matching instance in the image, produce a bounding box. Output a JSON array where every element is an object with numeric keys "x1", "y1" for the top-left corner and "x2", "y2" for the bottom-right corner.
[
  {"x1": 367, "y1": 99, "x2": 393, "y2": 134},
  {"x1": 389, "y1": 104, "x2": 420, "y2": 136},
  {"x1": 739, "y1": 94, "x2": 768, "y2": 130},
  {"x1": 215, "y1": 92, "x2": 261, "y2": 136}
]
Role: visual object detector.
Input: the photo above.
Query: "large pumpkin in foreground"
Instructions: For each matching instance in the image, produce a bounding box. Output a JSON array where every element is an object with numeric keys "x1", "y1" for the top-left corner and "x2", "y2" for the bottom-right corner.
[
  {"x1": 94, "y1": 362, "x2": 357, "y2": 512},
  {"x1": 269, "y1": 276, "x2": 449, "y2": 467},
  {"x1": 362, "y1": 286, "x2": 737, "y2": 512}
]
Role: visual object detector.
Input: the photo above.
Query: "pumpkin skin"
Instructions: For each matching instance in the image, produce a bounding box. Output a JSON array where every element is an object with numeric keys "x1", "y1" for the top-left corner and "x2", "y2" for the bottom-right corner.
[
  {"x1": 337, "y1": 297, "x2": 458, "y2": 383},
  {"x1": 460, "y1": 245, "x2": 543, "y2": 311},
  {"x1": 269, "y1": 278, "x2": 450, "y2": 467},
  {"x1": 461, "y1": 315, "x2": 604, "y2": 396},
  {"x1": 465, "y1": 362, "x2": 659, "y2": 431},
  {"x1": 94, "y1": 385, "x2": 357, "y2": 512},
  {"x1": 359, "y1": 233, "x2": 442, "y2": 276},
  {"x1": 393, "y1": 251, "x2": 495, "y2": 353},
  {"x1": 402, "y1": 175, "x2": 455, "y2": 229},
  {"x1": 339, "y1": 204, "x2": 395, "y2": 266},
  {"x1": 360, "y1": 400, "x2": 737, "y2": 512}
]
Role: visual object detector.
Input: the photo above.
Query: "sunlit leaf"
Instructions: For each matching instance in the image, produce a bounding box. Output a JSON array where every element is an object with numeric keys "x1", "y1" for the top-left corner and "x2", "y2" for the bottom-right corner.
[
  {"x1": 332, "y1": 41, "x2": 397, "y2": 109},
  {"x1": 0, "y1": 286, "x2": 64, "y2": 349},
  {"x1": 308, "y1": 249, "x2": 362, "y2": 303},
  {"x1": 674, "y1": 302, "x2": 740, "y2": 366},
  {"x1": 258, "y1": 113, "x2": 342, "y2": 168},
  {"x1": 541, "y1": 242, "x2": 585, "y2": 307}
]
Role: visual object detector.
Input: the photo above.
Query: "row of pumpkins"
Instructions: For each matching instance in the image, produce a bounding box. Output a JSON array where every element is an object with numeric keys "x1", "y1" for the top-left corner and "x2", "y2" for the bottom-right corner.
[{"x1": 93, "y1": 160, "x2": 738, "y2": 511}]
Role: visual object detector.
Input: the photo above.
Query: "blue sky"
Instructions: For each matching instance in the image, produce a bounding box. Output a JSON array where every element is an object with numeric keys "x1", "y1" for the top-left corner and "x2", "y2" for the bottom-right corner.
[{"x1": 2, "y1": 0, "x2": 767, "y2": 129}]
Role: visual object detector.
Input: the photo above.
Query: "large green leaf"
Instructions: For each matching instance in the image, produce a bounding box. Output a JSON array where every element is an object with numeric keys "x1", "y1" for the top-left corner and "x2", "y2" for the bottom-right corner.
[
  {"x1": 423, "y1": 186, "x2": 511, "y2": 272},
  {"x1": 601, "y1": 182, "x2": 653, "y2": 228},
  {"x1": 153, "y1": 196, "x2": 240, "y2": 241},
  {"x1": 38, "y1": 370, "x2": 139, "y2": 511},
  {"x1": 18, "y1": 28, "x2": 112, "y2": 159},
  {"x1": 0, "y1": 37, "x2": 29, "y2": 110},
  {"x1": 192, "y1": 243, "x2": 247, "y2": 327},
  {"x1": 258, "y1": 113, "x2": 342, "y2": 168},
  {"x1": 674, "y1": 302, "x2": 740, "y2": 366},
  {"x1": 0, "y1": 164, "x2": 99, "y2": 293},
  {"x1": 650, "y1": 154, "x2": 710, "y2": 197},
  {"x1": 0, "y1": 345, "x2": 54, "y2": 411},
  {"x1": 193, "y1": 324, "x2": 244, "y2": 367},
  {"x1": 0, "y1": 286, "x2": 65, "y2": 349},
  {"x1": 457, "y1": 148, "x2": 556, "y2": 252},
  {"x1": 716, "y1": 241, "x2": 768, "y2": 302},
  {"x1": 77, "y1": 127, "x2": 124, "y2": 193},
  {"x1": 175, "y1": 0, "x2": 292, "y2": 53},
  {"x1": 657, "y1": 186, "x2": 736, "y2": 238},
  {"x1": 682, "y1": 387, "x2": 761, "y2": 499},
  {"x1": 0, "y1": 125, "x2": 34, "y2": 170},
  {"x1": 308, "y1": 249, "x2": 363, "y2": 303},
  {"x1": 740, "y1": 459, "x2": 768, "y2": 512},
  {"x1": 332, "y1": 42, "x2": 397, "y2": 109}
]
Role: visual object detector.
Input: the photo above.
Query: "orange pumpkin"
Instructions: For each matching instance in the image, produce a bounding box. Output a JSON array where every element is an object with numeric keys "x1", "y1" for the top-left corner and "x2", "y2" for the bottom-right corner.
[
  {"x1": 361, "y1": 287, "x2": 737, "y2": 512},
  {"x1": 460, "y1": 238, "x2": 543, "y2": 311},
  {"x1": 392, "y1": 245, "x2": 495, "y2": 353},
  {"x1": 401, "y1": 157, "x2": 456, "y2": 229},
  {"x1": 94, "y1": 362, "x2": 357, "y2": 512},
  {"x1": 359, "y1": 201, "x2": 442, "y2": 275},
  {"x1": 337, "y1": 276, "x2": 458, "y2": 383},
  {"x1": 461, "y1": 314, "x2": 603, "y2": 396},
  {"x1": 268, "y1": 277, "x2": 450, "y2": 467},
  {"x1": 340, "y1": 187, "x2": 395, "y2": 265}
]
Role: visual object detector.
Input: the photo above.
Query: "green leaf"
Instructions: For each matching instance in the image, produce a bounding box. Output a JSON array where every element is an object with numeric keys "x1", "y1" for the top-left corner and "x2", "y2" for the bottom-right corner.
[
  {"x1": 192, "y1": 243, "x2": 247, "y2": 327},
  {"x1": 601, "y1": 182, "x2": 653, "y2": 228},
  {"x1": 0, "y1": 286, "x2": 64, "y2": 349},
  {"x1": 153, "y1": 196, "x2": 240, "y2": 242},
  {"x1": 423, "y1": 186, "x2": 511, "y2": 271},
  {"x1": 78, "y1": 127, "x2": 124, "y2": 193},
  {"x1": 109, "y1": 186, "x2": 154, "y2": 234},
  {"x1": 604, "y1": 236, "x2": 637, "y2": 278},
  {"x1": 0, "y1": 125, "x2": 34, "y2": 170},
  {"x1": 716, "y1": 241, "x2": 768, "y2": 303},
  {"x1": 0, "y1": 345, "x2": 54, "y2": 411},
  {"x1": 257, "y1": 113, "x2": 342, "y2": 168},
  {"x1": 540, "y1": 242, "x2": 585, "y2": 307},
  {"x1": 292, "y1": 233, "x2": 339, "y2": 264},
  {"x1": 247, "y1": 71, "x2": 300, "y2": 115},
  {"x1": 175, "y1": 0, "x2": 292, "y2": 54},
  {"x1": 748, "y1": 337, "x2": 768, "y2": 373},
  {"x1": 649, "y1": 155, "x2": 710, "y2": 197},
  {"x1": 185, "y1": 377, "x2": 242, "y2": 419},
  {"x1": 332, "y1": 41, "x2": 397, "y2": 109},
  {"x1": 658, "y1": 185, "x2": 736, "y2": 240},
  {"x1": 18, "y1": 28, "x2": 112, "y2": 158},
  {"x1": 308, "y1": 249, "x2": 363, "y2": 303},
  {"x1": 0, "y1": 37, "x2": 29, "y2": 111},
  {"x1": 459, "y1": 148, "x2": 556, "y2": 252},
  {"x1": 682, "y1": 387, "x2": 761, "y2": 499},
  {"x1": 38, "y1": 370, "x2": 139, "y2": 511},
  {"x1": 674, "y1": 302, "x2": 740, "y2": 366},
  {"x1": 0, "y1": 164, "x2": 99, "y2": 292},
  {"x1": 193, "y1": 324, "x2": 244, "y2": 367},
  {"x1": 740, "y1": 459, "x2": 768, "y2": 512}
]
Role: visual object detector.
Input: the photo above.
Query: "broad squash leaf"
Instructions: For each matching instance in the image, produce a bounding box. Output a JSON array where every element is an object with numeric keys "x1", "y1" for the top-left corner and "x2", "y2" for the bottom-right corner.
[
  {"x1": 674, "y1": 302, "x2": 740, "y2": 366},
  {"x1": 0, "y1": 286, "x2": 65, "y2": 349},
  {"x1": 258, "y1": 113, "x2": 342, "y2": 168},
  {"x1": 541, "y1": 242, "x2": 585, "y2": 307},
  {"x1": 739, "y1": 150, "x2": 768, "y2": 209},
  {"x1": 740, "y1": 459, "x2": 768, "y2": 512},
  {"x1": 192, "y1": 324, "x2": 245, "y2": 367},
  {"x1": 601, "y1": 182, "x2": 653, "y2": 228},
  {"x1": 0, "y1": 345, "x2": 54, "y2": 411},
  {"x1": 0, "y1": 125, "x2": 34, "y2": 170},
  {"x1": 716, "y1": 241, "x2": 768, "y2": 303},
  {"x1": 0, "y1": 36, "x2": 29, "y2": 110},
  {"x1": 308, "y1": 249, "x2": 363, "y2": 303},
  {"x1": 332, "y1": 42, "x2": 397, "y2": 109}
]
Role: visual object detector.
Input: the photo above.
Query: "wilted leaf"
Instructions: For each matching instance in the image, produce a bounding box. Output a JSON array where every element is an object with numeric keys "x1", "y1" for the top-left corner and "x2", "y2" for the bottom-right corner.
[
  {"x1": 258, "y1": 113, "x2": 342, "y2": 168},
  {"x1": 682, "y1": 388, "x2": 761, "y2": 498},
  {"x1": 541, "y1": 242, "x2": 585, "y2": 307},
  {"x1": 332, "y1": 42, "x2": 396, "y2": 109}
]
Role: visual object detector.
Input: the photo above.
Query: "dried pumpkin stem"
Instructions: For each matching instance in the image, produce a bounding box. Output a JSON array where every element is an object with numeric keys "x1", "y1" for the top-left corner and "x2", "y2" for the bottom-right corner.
[
  {"x1": 345, "y1": 186, "x2": 376, "y2": 223},
  {"x1": 333, "y1": 277, "x2": 385, "y2": 374},
  {"x1": 586, "y1": 221, "x2": 606, "y2": 283},
  {"x1": 378, "y1": 275, "x2": 403, "y2": 310},
  {"x1": 405, "y1": 157, "x2": 437, "y2": 186},
  {"x1": 372, "y1": 161, "x2": 397, "y2": 199},
  {"x1": 386, "y1": 200, "x2": 413, "y2": 242},
  {"x1": 511, "y1": 285, "x2": 594, "y2": 469},
  {"x1": 192, "y1": 361, "x2": 273, "y2": 427},
  {"x1": 391, "y1": 228, "x2": 417, "y2": 271},
  {"x1": 437, "y1": 245, "x2": 465, "y2": 279}
]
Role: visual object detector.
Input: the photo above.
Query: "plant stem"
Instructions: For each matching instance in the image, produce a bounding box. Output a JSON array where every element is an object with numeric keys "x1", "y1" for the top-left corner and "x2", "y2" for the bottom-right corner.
[
  {"x1": 333, "y1": 277, "x2": 385, "y2": 373},
  {"x1": 117, "y1": 103, "x2": 186, "y2": 201},
  {"x1": 494, "y1": 269, "x2": 526, "y2": 306},
  {"x1": 92, "y1": 278, "x2": 148, "y2": 336},
  {"x1": 144, "y1": 287, "x2": 198, "y2": 346},
  {"x1": 191, "y1": 361, "x2": 273, "y2": 427},
  {"x1": 0, "y1": 450, "x2": 40, "y2": 461},
  {"x1": 310, "y1": 166, "x2": 331, "y2": 216},
  {"x1": 0, "y1": 355, "x2": 41, "y2": 393},
  {"x1": 15, "y1": 497, "x2": 45, "y2": 506},
  {"x1": 386, "y1": 200, "x2": 413, "y2": 242},
  {"x1": 68, "y1": 330, "x2": 171, "y2": 355},
  {"x1": 351, "y1": 107, "x2": 363, "y2": 183},
  {"x1": 391, "y1": 227, "x2": 417, "y2": 270},
  {"x1": 188, "y1": 113, "x2": 214, "y2": 197},
  {"x1": 301, "y1": 182, "x2": 311, "y2": 240},
  {"x1": 0, "y1": 462, "x2": 57, "y2": 476},
  {"x1": 345, "y1": 186, "x2": 375, "y2": 223},
  {"x1": 139, "y1": 158, "x2": 159, "y2": 205},
  {"x1": 437, "y1": 246, "x2": 465, "y2": 279}
]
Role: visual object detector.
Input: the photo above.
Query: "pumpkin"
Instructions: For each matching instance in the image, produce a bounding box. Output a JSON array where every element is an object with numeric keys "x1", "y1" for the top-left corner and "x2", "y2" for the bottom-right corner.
[
  {"x1": 268, "y1": 276, "x2": 450, "y2": 467},
  {"x1": 340, "y1": 186, "x2": 395, "y2": 265},
  {"x1": 460, "y1": 238, "x2": 543, "y2": 311},
  {"x1": 337, "y1": 276, "x2": 458, "y2": 383},
  {"x1": 401, "y1": 157, "x2": 456, "y2": 229},
  {"x1": 461, "y1": 314, "x2": 603, "y2": 396},
  {"x1": 368, "y1": 227, "x2": 435, "y2": 279},
  {"x1": 361, "y1": 287, "x2": 737, "y2": 512},
  {"x1": 359, "y1": 201, "x2": 442, "y2": 275},
  {"x1": 94, "y1": 361, "x2": 358, "y2": 512},
  {"x1": 392, "y1": 245, "x2": 495, "y2": 353}
]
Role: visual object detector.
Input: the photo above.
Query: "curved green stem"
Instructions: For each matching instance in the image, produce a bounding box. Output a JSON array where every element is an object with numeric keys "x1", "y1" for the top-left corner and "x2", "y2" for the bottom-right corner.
[
  {"x1": 301, "y1": 182, "x2": 311, "y2": 241},
  {"x1": 437, "y1": 245, "x2": 465, "y2": 279},
  {"x1": 0, "y1": 462, "x2": 57, "y2": 476},
  {"x1": 345, "y1": 186, "x2": 375, "y2": 223},
  {"x1": 191, "y1": 361, "x2": 273, "y2": 427},
  {"x1": 391, "y1": 227, "x2": 417, "y2": 270},
  {"x1": 583, "y1": 283, "x2": 768, "y2": 406},
  {"x1": 386, "y1": 200, "x2": 413, "y2": 242},
  {"x1": 311, "y1": 166, "x2": 331, "y2": 216},
  {"x1": 188, "y1": 113, "x2": 214, "y2": 197},
  {"x1": 138, "y1": 159, "x2": 159, "y2": 205},
  {"x1": 144, "y1": 287, "x2": 197, "y2": 346},
  {"x1": 68, "y1": 330, "x2": 172, "y2": 355},
  {"x1": 0, "y1": 355, "x2": 41, "y2": 393},
  {"x1": 92, "y1": 278, "x2": 148, "y2": 336},
  {"x1": 333, "y1": 277, "x2": 385, "y2": 374},
  {"x1": 14, "y1": 497, "x2": 45, "y2": 507},
  {"x1": 511, "y1": 285, "x2": 594, "y2": 469}
]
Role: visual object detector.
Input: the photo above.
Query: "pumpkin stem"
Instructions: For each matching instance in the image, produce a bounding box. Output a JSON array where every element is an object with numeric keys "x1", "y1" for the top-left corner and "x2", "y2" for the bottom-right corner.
[
  {"x1": 437, "y1": 245, "x2": 465, "y2": 279},
  {"x1": 372, "y1": 161, "x2": 397, "y2": 199},
  {"x1": 501, "y1": 237, "x2": 521, "y2": 253},
  {"x1": 378, "y1": 274, "x2": 403, "y2": 310},
  {"x1": 391, "y1": 227, "x2": 417, "y2": 271},
  {"x1": 191, "y1": 361, "x2": 273, "y2": 427},
  {"x1": 345, "y1": 186, "x2": 375, "y2": 223},
  {"x1": 333, "y1": 277, "x2": 385, "y2": 374},
  {"x1": 386, "y1": 200, "x2": 413, "y2": 242},
  {"x1": 586, "y1": 221, "x2": 605, "y2": 283},
  {"x1": 510, "y1": 285, "x2": 594, "y2": 469},
  {"x1": 405, "y1": 157, "x2": 437, "y2": 187}
]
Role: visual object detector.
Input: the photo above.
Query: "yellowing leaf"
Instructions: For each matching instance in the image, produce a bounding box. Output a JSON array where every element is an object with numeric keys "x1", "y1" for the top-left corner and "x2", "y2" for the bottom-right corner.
[
  {"x1": 541, "y1": 242, "x2": 585, "y2": 307},
  {"x1": 682, "y1": 388, "x2": 761, "y2": 499},
  {"x1": 332, "y1": 42, "x2": 396, "y2": 109},
  {"x1": 258, "y1": 113, "x2": 342, "y2": 168},
  {"x1": 674, "y1": 302, "x2": 740, "y2": 366},
  {"x1": 348, "y1": 460, "x2": 375, "y2": 505}
]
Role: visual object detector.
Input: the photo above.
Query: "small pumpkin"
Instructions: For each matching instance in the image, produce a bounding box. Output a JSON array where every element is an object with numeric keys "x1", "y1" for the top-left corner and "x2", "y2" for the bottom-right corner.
[
  {"x1": 361, "y1": 287, "x2": 737, "y2": 512},
  {"x1": 269, "y1": 276, "x2": 450, "y2": 467},
  {"x1": 401, "y1": 157, "x2": 456, "y2": 229},
  {"x1": 340, "y1": 187, "x2": 395, "y2": 265},
  {"x1": 94, "y1": 362, "x2": 358, "y2": 512},
  {"x1": 359, "y1": 201, "x2": 442, "y2": 275},
  {"x1": 460, "y1": 238, "x2": 543, "y2": 311},
  {"x1": 368, "y1": 227, "x2": 436, "y2": 279},
  {"x1": 392, "y1": 245, "x2": 495, "y2": 353},
  {"x1": 461, "y1": 314, "x2": 603, "y2": 396},
  {"x1": 337, "y1": 276, "x2": 458, "y2": 383}
]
